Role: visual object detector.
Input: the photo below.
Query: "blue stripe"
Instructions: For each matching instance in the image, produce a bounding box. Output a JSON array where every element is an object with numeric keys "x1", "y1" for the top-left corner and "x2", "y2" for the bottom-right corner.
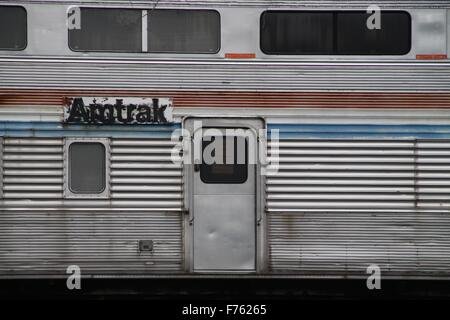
[
  {"x1": 0, "y1": 121, "x2": 181, "y2": 138},
  {"x1": 2, "y1": 121, "x2": 450, "y2": 139},
  {"x1": 268, "y1": 124, "x2": 450, "y2": 139}
]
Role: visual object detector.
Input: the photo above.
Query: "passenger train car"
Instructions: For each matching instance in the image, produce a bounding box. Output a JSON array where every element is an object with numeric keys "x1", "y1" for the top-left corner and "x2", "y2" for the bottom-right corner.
[{"x1": 1, "y1": 0, "x2": 450, "y2": 279}]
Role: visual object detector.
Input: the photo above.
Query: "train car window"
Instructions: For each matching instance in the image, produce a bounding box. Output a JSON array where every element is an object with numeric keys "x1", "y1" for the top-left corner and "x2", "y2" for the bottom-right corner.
[
  {"x1": 0, "y1": 6, "x2": 27, "y2": 50},
  {"x1": 337, "y1": 11, "x2": 411, "y2": 55},
  {"x1": 68, "y1": 142, "x2": 106, "y2": 194},
  {"x1": 200, "y1": 136, "x2": 248, "y2": 184},
  {"x1": 147, "y1": 9, "x2": 220, "y2": 53},
  {"x1": 260, "y1": 11, "x2": 411, "y2": 55},
  {"x1": 260, "y1": 11, "x2": 334, "y2": 55},
  {"x1": 68, "y1": 8, "x2": 142, "y2": 52}
]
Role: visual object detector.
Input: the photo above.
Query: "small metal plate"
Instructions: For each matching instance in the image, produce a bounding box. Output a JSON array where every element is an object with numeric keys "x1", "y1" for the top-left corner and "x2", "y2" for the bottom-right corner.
[{"x1": 139, "y1": 240, "x2": 154, "y2": 252}]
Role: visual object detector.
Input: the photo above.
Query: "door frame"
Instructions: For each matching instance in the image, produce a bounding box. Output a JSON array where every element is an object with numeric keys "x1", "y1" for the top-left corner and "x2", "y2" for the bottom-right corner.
[{"x1": 182, "y1": 116, "x2": 267, "y2": 274}]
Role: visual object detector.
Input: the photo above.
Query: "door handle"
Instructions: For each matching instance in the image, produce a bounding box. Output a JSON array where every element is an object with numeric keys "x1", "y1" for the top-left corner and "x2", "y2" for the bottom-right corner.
[{"x1": 194, "y1": 163, "x2": 200, "y2": 172}]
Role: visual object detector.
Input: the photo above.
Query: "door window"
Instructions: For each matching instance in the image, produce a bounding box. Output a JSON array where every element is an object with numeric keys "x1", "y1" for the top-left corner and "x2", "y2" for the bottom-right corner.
[{"x1": 200, "y1": 136, "x2": 248, "y2": 184}]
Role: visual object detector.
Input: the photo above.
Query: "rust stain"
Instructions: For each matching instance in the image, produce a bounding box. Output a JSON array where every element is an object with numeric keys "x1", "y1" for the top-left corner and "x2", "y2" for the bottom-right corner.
[{"x1": 1, "y1": 89, "x2": 450, "y2": 108}]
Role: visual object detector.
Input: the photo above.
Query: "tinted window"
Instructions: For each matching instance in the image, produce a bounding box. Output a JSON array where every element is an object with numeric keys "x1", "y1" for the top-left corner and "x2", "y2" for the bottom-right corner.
[
  {"x1": 69, "y1": 8, "x2": 142, "y2": 52},
  {"x1": 200, "y1": 136, "x2": 248, "y2": 184},
  {"x1": 69, "y1": 142, "x2": 106, "y2": 193},
  {"x1": 261, "y1": 11, "x2": 411, "y2": 55},
  {"x1": 337, "y1": 11, "x2": 410, "y2": 55},
  {"x1": 148, "y1": 9, "x2": 220, "y2": 53},
  {"x1": 0, "y1": 6, "x2": 27, "y2": 50},
  {"x1": 261, "y1": 11, "x2": 333, "y2": 54}
]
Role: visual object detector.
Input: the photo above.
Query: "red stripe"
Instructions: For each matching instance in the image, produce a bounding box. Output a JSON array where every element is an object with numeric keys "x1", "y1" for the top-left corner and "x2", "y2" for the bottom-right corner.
[
  {"x1": 2, "y1": 90, "x2": 450, "y2": 108},
  {"x1": 416, "y1": 54, "x2": 448, "y2": 60},
  {"x1": 225, "y1": 53, "x2": 256, "y2": 59}
]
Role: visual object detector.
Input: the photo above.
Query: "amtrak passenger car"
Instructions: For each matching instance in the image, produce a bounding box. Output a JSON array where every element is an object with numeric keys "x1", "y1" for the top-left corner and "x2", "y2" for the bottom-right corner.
[{"x1": 1, "y1": 0, "x2": 450, "y2": 279}]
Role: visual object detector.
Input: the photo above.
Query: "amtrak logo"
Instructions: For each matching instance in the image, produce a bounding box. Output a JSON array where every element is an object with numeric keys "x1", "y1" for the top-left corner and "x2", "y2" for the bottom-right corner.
[{"x1": 64, "y1": 97, "x2": 173, "y2": 124}]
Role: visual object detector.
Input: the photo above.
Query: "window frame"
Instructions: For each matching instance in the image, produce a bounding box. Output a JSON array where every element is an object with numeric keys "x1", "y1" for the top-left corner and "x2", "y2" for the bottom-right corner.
[
  {"x1": 259, "y1": 10, "x2": 412, "y2": 56},
  {"x1": 64, "y1": 138, "x2": 110, "y2": 199},
  {"x1": 67, "y1": 7, "x2": 221, "y2": 54},
  {"x1": 0, "y1": 5, "x2": 27, "y2": 51}
]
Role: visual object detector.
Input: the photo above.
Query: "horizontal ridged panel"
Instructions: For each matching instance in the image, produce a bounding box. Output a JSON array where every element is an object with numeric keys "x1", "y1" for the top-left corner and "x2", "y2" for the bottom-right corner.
[
  {"x1": 0, "y1": 135, "x2": 184, "y2": 275},
  {"x1": 3, "y1": 90, "x2": 450, "y2": 108},
  {"x1": 266, "y1": 139, "x2": 417, "y2": 210},
  {"x1": 1, "y1": 60, "x2": 450, "y2": 93},
  {"x1": 2, "y1": 138, "x2": 63, "y2": 199},
  {"x1": 417, "y1": 141, "x2": 450, "y2": 203},
  {"x1": 267, "y1": 137, "x2": 450, "y2": 276},
  {"x1": 0, "y1": 211, "x2": 182, "y2": 274},
  {"x1": 110, "y1": 138, "x2": 182, "y2": 206},
  {"x1": 267, "y1": 139, "x2": 450, "y2": 210},
  {"x1": 268, "y1": 212, "x2": 450, "y2": 276}
]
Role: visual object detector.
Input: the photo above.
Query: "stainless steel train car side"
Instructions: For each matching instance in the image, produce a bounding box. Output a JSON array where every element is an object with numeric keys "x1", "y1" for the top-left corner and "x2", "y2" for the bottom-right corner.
[{"x1": 1, "y1": 0, "x2": 450, "y2": 279}]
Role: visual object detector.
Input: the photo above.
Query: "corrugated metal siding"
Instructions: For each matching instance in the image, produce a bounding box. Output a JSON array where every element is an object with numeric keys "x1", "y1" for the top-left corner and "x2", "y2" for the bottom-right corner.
[
  {"x1": 267, "y1": 139, "x2": 450, "y2": 210},
  {"x1": 2, "y1": 138, "x2": 64, "y2": 200},
  {"x1": 417, "y1": 140, "x2": 450, "y2": 208},
  {"x1": 0, "y1": 135, "x2": 184, "y2": 276},
  {"x1": 3, "y1": 90, "x2": 450, "y2": 108},
  {"x1": 266, "y1": 136, "x2": 450, "y2": 276},
  {"x1": 1, "y1": 59, "x2": 450, "y2": 92},
  {"x1": 110, "y1": 138, "x2": 183, "y2": 208},
  {"x1": 268, "y1": 212, "x2": 450, "y2": 276},
  {"x1": 0, "y1": 211, "x2": 182, "y2": 274},
  {"x1": 267, "y1": 139, "x2": 416, "y2": 210}
]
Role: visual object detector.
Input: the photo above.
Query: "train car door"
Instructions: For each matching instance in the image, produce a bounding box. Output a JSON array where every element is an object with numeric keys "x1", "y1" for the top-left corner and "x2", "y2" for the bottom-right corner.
[{"x1": 184, "y1": 118, "x2": 263, "y2": 272}]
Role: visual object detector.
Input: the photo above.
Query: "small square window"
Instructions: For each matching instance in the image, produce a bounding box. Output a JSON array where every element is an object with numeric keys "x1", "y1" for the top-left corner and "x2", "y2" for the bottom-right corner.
[
  {"x1": 200, "y1": 136, "x2": 248, "y2": 184},
  {"x1": 64, "y1": 139, "x2": 109, "y2": 198}
]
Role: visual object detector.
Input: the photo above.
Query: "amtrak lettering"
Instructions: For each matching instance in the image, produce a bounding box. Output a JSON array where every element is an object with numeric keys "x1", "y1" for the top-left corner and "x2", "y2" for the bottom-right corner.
[{"x1": 64, "y1": 97, "x2": 173, "y2": 124}]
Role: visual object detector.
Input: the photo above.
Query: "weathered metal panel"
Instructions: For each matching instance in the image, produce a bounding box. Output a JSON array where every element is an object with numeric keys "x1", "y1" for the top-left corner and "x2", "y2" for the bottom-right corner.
[
  {"x1": 266, "y1": 135, "x2": 450, "y2": 276},
  {"x1": 1, "y1": 60, "x2": 450, "y2": 92},
  {"x1": 266, "y1": 139, "x2": 416, "y2": 210},
  {"x1": 7, "y1": 1, "x2": 450, "y2": 9},
  {"x1": 0, "y1": 134, "x2": 184, "y2": 276},
  {"x1": 6, "y1": 3, "x2": 440, "y2": 61},
  {"x1": 2, "y1": 137, "x2": 64, "y2": 200},
  {"x1": 417, "y1": 140, "x2": 450, "y2": 207},
  {"x1": 0, "y1": 210, "x2": 183, "y2": 275},
  {"x1": 268, "y1": 212, "x2": 450, "y2": 276},
  {"x1": 3, "y1": 90, "x2": 450, "y2": 108},
  {"x1": 1, "y1": 2, "x2": 449, "y2": 93},
  {"x1": 110, "y1": 138, "x2": 183, "y2": 208}
]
